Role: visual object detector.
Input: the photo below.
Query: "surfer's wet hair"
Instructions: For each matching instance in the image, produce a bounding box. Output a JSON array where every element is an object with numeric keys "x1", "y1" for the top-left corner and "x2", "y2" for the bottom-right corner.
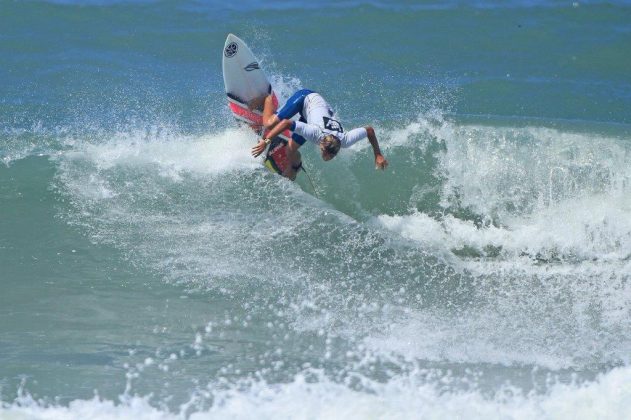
[{"x1": 321, "y1": 134, "x2": 341, "y2": 157}]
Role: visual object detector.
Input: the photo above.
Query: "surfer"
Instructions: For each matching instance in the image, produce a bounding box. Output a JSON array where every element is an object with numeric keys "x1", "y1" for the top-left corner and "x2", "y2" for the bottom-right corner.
[{"x1": 250, "y1": 89, "x2": 388, "y2": 180}]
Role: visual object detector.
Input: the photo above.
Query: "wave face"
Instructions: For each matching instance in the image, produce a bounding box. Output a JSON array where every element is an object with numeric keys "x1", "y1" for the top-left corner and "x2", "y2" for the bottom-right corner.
[{"x1": 2, "y1": 1, "x2": 631, "y2": 418}]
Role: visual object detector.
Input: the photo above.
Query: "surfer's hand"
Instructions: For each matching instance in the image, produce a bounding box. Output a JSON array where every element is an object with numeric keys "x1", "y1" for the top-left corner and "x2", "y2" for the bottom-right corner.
[
  {"x1": 251, "y1": 140, "x2": 267, "y2": 157},
  {"x1": 375, "y1": 154, "x2": 388, "y2": 170}
]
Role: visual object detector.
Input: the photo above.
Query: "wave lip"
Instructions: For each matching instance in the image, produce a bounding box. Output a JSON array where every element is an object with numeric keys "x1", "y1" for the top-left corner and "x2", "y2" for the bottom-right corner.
[{"x1": 379, "y1": 116, "x2": 631, "y2": 266}]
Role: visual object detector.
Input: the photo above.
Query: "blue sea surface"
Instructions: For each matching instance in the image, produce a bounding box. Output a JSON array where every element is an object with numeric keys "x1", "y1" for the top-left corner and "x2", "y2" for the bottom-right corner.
[{"x1": 2, "y1": 1, "x2": 631, "y2": 418}]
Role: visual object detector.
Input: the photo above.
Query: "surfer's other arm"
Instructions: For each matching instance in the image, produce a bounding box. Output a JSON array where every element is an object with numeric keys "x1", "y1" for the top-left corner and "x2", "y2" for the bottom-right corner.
[
  {"x1": 251, "y1": 119, "x2": 293, "y2": 158},
  {"x1": 365, "y1": 126, "x2": 388, "y2": 170},
  {"x1": 335, "y1": 125, "x2": 387, "y2": 170}
]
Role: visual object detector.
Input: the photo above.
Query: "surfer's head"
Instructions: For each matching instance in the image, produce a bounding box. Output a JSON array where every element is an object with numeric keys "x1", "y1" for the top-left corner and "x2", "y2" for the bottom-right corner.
[{"x1": 320, "y1": 135, "x2": 341, "y2": 161}]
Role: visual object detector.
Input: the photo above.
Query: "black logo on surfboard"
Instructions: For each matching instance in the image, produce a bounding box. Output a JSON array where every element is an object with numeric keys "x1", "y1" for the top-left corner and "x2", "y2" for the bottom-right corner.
[
  {"x1": 323, "y1": 116, "x2": 343, "y2": 132},
  {"x1": 244, "y1": 62, "x2": 260, "y2": 71},
  {"x1": 224, "y1": 42, "x2": 238, "y2": 58}
]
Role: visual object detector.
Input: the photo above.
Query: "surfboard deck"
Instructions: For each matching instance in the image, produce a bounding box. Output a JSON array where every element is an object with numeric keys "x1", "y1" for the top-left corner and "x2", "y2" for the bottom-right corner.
[{"x1": 222, "y1": 33, "x2": 292, "y2": 177}]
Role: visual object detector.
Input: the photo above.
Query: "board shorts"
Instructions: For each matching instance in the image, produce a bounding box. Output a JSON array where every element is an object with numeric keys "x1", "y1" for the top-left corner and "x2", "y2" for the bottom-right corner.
[{"x1": 275, "y1": 89, "x2": 315, "y2": 146}]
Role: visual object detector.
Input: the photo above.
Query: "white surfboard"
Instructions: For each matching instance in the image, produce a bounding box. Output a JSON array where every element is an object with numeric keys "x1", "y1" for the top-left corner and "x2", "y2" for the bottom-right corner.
[
  {"x1": 222, "y1": 33, "x2": 270, "y2": 110},
  {"x1": 222, "y1": 34, "x2": 292, "y2": 175}
]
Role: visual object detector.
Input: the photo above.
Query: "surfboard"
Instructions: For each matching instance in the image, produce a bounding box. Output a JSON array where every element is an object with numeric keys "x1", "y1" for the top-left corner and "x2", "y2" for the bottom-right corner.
[{"x1": 222, "y1": 33, "x2": 292, "y2": 176}]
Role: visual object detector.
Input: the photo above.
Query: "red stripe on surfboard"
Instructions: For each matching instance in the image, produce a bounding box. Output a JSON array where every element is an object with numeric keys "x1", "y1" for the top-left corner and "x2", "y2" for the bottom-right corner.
[
  {"x1": 228, "y1": 100, "x2": 292, "y2": 139},
  {"x1": 226, "y1": 92, "x2": 291, "y2": 141},
  {"x1": 229, "y1": 102, "x2": 263, "y2": 125},
  {"x1": 227, "y1": 93, "x2": 280, "y2": 122}
]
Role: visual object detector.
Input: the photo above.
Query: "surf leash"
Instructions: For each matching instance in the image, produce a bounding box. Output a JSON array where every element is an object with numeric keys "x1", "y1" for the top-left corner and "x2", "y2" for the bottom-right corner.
[{"x1": 300, "y1": 164, "x2": 319, "y2": 199}]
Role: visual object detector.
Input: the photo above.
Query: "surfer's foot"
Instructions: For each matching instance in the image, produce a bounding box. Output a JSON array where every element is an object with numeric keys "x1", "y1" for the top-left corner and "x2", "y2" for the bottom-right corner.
[{"x1": 248, "y1": 94, "x2": 269, "y2": 111}]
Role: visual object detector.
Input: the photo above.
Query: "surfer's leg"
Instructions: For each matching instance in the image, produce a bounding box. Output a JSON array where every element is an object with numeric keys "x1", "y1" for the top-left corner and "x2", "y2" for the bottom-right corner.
[
  {"x1": 273, "y1": 89, "x2": 314, "y2": 123},
  {"x1": 262, "y1": 94, "x2": 280, "y2": 129},
  {"x1": 282, "y1": 140, "x2": 303, "y2": 180}
]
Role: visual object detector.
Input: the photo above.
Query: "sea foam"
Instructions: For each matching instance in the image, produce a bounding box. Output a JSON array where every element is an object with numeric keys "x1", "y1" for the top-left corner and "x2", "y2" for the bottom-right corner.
[{"x1": 2, "y1": 365, "x2": 631, "y2": 420}]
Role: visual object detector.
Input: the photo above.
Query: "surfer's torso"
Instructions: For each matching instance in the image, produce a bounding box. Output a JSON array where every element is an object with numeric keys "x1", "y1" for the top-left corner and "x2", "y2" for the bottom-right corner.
[{"x1": 276, "y1": 89, "x2": 367, "y2": 148}]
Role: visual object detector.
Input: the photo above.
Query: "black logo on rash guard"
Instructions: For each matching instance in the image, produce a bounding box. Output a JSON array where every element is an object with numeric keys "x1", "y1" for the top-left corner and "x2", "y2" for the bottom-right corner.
[
  {"x1": 244, "y1": 62, "x2": 260, "y2": 71},
  {"x1": 323, "y1": 116, "x2": 343, "y2": 132},
  {"x1": 224, "y1": 42, "x2": 238, "y2": 58}
]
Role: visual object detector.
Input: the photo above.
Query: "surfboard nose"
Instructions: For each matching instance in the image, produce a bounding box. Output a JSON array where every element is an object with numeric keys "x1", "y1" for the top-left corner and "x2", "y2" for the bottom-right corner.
[{"x1": 225, "y1": 33, "x2": 241, "y2": 45}]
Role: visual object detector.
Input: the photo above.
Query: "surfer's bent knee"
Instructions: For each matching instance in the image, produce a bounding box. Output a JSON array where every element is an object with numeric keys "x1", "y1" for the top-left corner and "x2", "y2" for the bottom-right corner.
[{"x1": 263, "y1": 114, "x2": 280, "y2": 130}]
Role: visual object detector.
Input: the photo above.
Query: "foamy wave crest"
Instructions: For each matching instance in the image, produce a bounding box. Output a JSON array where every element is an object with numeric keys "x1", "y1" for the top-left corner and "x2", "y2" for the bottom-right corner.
[
  {"x1": 370, "y1": 117, "x2": 631, "y2": 368},
  {"x1": 3, "y1": 366, "x2": 631, "y2": 420},
  {"x1": 377, "y1": 116, "x2": 631, "y2": 266},
  {"x1": 60, "y1": 126, "x2": 261, "y2": 179},
  {"x1": 0, "y1": 395, "x2": 174, "y2": 420},
  {"x1": 438, "y1": 125, "x2": 631, "y2": 219}
]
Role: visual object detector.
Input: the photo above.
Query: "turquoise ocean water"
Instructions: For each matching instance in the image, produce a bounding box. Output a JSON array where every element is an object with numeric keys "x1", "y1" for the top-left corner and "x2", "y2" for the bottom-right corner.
[{"x1": 2, "y1": 1, "x2": 631, "y2": 418}]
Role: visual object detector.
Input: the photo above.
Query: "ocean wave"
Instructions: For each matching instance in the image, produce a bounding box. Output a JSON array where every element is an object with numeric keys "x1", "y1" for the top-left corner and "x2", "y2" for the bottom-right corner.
[{"x1": 3, "y1": 365, "x2": 631, "y2": 420}]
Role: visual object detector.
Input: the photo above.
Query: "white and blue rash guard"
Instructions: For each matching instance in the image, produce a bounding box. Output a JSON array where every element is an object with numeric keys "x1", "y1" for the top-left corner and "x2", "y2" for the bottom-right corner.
[{"x1": 286, "y1": 92, "x2": 368, "y2": 148}]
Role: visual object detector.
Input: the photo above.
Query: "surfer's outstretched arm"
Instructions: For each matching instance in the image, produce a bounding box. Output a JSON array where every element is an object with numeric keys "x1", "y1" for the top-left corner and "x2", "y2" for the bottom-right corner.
[
  {"x1": 366, "y1": 126, "x2": 388, "y2": 170},
  {"x1": 341, "y1": 126, "x2": 388, "y2": 170}
]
